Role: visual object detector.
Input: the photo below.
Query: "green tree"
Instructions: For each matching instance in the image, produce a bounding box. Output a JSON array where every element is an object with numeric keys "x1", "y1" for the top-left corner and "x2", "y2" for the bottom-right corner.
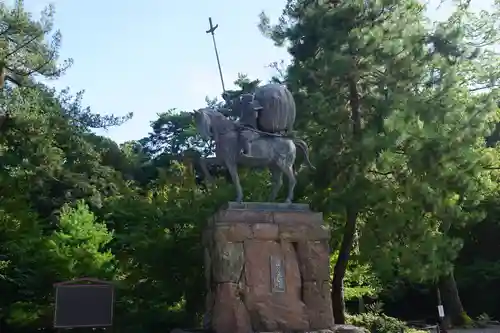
[
  {"x1": 0, "y1": 197, "x2": 117, "y2": 329},
  {"x1": 261, "y1": 0, "x2": 500, "y2": 325},
  {"x1": 0, "y1": 0, "x2": 72, "y2": 88},
  {"x1": 144, "y1": 109, "x2": 205, "y2": 157},
  {"x1": 101, "y1": 166, "x2": 233, "y2": 332},
  {"x1": 0, "y1": 19, "x2": 134, "y2": 328},
  {"x1": 46, "y1": 200, "x2": 116, "y2": 280}
]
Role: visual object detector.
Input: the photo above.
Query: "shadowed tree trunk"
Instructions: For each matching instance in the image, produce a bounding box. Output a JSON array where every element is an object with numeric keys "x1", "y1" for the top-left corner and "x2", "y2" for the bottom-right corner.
[
  {"x1": 331, "y1": 76, "x2": 361, "y2": 324},
  {"x1": 439, "y1": 269, "x2": 467, "y2": 328},
  {"x1": 331, "y1": 206, "x2": 358, "y2": 324}
]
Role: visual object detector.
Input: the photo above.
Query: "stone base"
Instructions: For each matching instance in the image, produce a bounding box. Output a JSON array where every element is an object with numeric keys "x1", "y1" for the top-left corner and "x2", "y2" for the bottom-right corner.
[
  {"x1": 203, "y1": 202, "x2": 334, "y2": 333},
  {"x1": 171, "y1": 328, "x2": 365, "y2": 333},
  {"x1": 333, "y1": 324, "x2": 367, "y2": 333},
  {"x1": 171, "y1": 325, "x2": 365, "y2": 333}
]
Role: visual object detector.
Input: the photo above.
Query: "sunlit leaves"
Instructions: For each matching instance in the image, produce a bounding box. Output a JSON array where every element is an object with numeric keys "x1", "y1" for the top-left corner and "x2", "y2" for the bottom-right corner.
[{"x1": 46, "y1": 201, "x2": 115, "y2": 279}]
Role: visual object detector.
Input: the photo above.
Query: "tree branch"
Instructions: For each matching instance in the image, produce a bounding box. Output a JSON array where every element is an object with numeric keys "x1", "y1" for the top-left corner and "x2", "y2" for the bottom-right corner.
[
  {"x1": 5, "y1": 74, "x2": 22, "y2": 86},
  {"x1": 469, "y1": 84, "x2": 500, "y2": 92},
  {"x1": 4, "y1": 33, "x2": 43, "y2": 58},
  {"x1": 5, "y1": 50, "x2": 55, "y2": 78},
  {"x1": 367, "y1": 169, "x2": 393, "y2": 176},
  {"x1": 483, "y1": 166, "x2": 500, "y2": 170}
]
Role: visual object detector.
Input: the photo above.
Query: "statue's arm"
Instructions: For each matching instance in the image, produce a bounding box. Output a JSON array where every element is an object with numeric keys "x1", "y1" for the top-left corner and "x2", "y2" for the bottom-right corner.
[{"x1": 218, "y1": 107, "x2": 232, "y2": 117}]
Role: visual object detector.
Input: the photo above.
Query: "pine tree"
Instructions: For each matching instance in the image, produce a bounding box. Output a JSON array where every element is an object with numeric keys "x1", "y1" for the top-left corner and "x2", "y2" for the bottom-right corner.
[
  {"x1": 0, "y1": 0, "x2": 72, "y2": 88},
  {"x1": 260, "y1": 0, "x2": 500, "y2": 324}
]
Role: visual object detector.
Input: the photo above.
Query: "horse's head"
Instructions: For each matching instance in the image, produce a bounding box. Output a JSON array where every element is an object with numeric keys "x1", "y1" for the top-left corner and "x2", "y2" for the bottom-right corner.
[
  {"x1": 193, "y1": 107, "x2": 237, "y2": 140},
  {"x1": 193, "y1": 108, "x2": 213, "y2": 140}
]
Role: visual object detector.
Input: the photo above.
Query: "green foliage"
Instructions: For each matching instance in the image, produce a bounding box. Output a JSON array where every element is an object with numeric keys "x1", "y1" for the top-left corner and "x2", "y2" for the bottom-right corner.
[
  {"x1": 221, "y1": 73, "x2": 261, "y2": 102},
  {"x1": 46, "y1": 200, "x2": 115, "y2": 279},
  {"x1": 474, "y1": 313, "x2": 492, "y2": 328},
  {"x1": 0, "y1": 0, "x2": 73, "y2": 86},
  {"x1": 0, "y1": 201, "x2": 116, "y2": 327},
  {"x1": 3, "y1": 0, "x2": 500, "y2": 331},
  {"x1": 261, "y1": 0, "x2": 500, "y2": 283},
  {"x1": 330, "y1": 251, "x2": 381, "y2": 300},
  {"x1": 259, "y1": 0, "x2": 500, "y2": 325},
  {"x1": 346, "y1": 312, "x2": 427, "y2": 333},
  {"x1": 145, "y1": 109, "x2": 208, "y2": 157}
]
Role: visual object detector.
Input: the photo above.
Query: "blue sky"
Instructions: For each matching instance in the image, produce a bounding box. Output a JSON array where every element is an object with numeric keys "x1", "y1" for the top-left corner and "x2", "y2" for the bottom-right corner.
[
  {"x1": 18, "y1": 0, "x2": 492, "y2": 143},
  {"x1": 20, "y1": 0, "x2": 290, "y2": 143}
]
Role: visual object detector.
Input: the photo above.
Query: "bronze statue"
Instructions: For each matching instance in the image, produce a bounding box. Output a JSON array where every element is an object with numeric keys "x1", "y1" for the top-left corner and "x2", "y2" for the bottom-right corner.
[
  {"x1": 219, "y1": 84, "x2": 298, "y2": 159},
  {"x1": 236, "y1": 93, "x2": 262, "y2": 157},
  {"x1": 193, "y1": 107, "x2": 314, "y2": 203},
  {"x1": 222, "y1": 83, "x2": 296, "y2": 134}
]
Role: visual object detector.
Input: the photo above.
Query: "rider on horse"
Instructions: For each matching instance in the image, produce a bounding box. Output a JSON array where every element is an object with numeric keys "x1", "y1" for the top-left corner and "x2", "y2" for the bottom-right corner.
[
  {"x1": 221, "y1": 84, "x2": 295, "y2": 158},
  {"x1": 236, "y1": 93, "x2": 263, "y2": 157}
]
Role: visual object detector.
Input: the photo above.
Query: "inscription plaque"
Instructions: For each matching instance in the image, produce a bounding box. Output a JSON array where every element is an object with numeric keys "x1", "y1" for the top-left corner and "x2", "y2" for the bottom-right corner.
[{"x1": 270, "y1": 255, "x2": 286, "y2": 292}]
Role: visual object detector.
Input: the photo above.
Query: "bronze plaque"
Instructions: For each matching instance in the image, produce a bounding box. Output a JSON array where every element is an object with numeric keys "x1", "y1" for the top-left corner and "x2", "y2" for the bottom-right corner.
[
  {"x1": 54, "y1": 284, "x2": 114, "y2": 328},
  {"x1": 270, "y1": 255, "x2": 286, "y2": 292}
]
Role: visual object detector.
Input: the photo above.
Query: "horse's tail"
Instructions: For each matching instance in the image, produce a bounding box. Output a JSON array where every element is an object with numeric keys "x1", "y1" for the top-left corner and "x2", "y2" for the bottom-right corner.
[{"x1": 293, "y1": 138, "x2": 316, "y2": 170}]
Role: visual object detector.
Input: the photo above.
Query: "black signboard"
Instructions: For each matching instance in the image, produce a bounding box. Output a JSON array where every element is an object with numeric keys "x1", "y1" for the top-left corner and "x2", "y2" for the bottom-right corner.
[{"x1": 54, "y1": 278, "x2": 114, "y2": 328}]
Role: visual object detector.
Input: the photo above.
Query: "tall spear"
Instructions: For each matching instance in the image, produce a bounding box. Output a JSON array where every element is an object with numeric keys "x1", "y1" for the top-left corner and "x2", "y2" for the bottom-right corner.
[{"x1": 206, "y1": 17, "x2": 226, "y2": 94}]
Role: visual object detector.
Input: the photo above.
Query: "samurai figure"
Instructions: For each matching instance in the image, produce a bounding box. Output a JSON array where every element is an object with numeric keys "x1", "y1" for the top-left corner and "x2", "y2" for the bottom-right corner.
[
  {"x1": 220, "y1": 84, "x2": 297, "y2": 157},
  {"x1": 237, "y1": 93, "x2": 262, "y2": 157}
]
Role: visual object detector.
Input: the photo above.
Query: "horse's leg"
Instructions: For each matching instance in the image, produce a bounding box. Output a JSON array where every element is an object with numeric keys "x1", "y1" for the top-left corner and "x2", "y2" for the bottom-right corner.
[
  {"x1": 226, "y1": 162, "x2": 244, "y2": 203},
  {"x1": 268, "y1": 166, "x2": 283, "y2": 202},
  {"x1": 279, "y1": 162, "x2": 296, "y2": 204},
  {"x1": 198, "y1": 157, "x2": 214, "y2": 184}
]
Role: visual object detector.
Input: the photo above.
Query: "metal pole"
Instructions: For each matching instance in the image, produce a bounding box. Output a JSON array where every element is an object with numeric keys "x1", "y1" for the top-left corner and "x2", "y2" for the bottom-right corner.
[{"x1": 206, "y1": 17, "x2": 226, "y2": 93}]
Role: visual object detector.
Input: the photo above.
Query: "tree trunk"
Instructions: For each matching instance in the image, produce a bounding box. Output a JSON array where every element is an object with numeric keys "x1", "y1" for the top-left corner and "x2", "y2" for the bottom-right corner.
[
  {"x1": 439, "y1": 269, "x2": 467, "y2": 328},
  {"x1": 331, "y1": 76, "x2": 362, "y2": 324},
  {"x1": 331, "y1": 206, "x2": 358, "y2": 324},
  {"x1": 0, "y1": 64, "x2": 4, "y2": 89}
]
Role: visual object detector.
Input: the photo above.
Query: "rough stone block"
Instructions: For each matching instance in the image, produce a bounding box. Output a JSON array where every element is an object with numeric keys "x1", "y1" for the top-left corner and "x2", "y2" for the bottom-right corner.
[
  {"x1": 297, "y1": 240, "x2": 330, "y2": 281},
  {"x1": 303, "y1": 281, "x2": 334, "y2": 330},
  {"x1": 204, "y1": 248, "x2": 211, "y2": 288},
  {"x1": 333, "y1": 325, "x2": 367, "y2": 333},
  {"x1": 278, "y1": 223, "x2": 311, "y2": 241},
  {"x1": 214, "y1": 223, "x2": 252, "y2": 242},
  {"x1": 252, "y1": 295, "x2": 309, "y2": 332},
  {"x1": 253, "y1": 223, "x2": 279, "y2": 240},
  {"x1": 205, "y1": 202, "x2": 335, "y2": 333},
  {"x1": 215, "y1": 209, "x2": 274, "y2": 224},
  {"x1": 202, "y1": 228, "x2": 213, "y2": 247},
  {"x1": 205, "y1": 290, "x2": 214, "y2": 319},
  {"x1": 212, "y1": 283, "x2": 251, "y2": 333},
  {"x1": 243, "y1": 239, "x2": 309, "y2": 331},
  {"x1": 212, "y1": 242, "x2": 245, "y2": 283},
  {"x1": 279, "y1": 222, "x2": 330, "y2": 241},
  {"x1": 273, "y1": 211, "x2": 323, "y2": 224},
  {"x1": 307, "y1": 224, "x2": 331, "y2": 240},
  {"x1": 225, "y1": 201, "x2": 310, "y2": 211},
  {"x1": 281, "y1": 241, "x2": 302, "y2": 299},
  {"x1": 243, "y1": 240, "x2": 275, "y2": 295}
]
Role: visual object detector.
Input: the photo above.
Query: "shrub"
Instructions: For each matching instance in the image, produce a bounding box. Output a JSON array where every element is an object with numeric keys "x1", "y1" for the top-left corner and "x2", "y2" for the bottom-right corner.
[{"x1": 346, "y1": 312, "x2": 428, "y2": 333}]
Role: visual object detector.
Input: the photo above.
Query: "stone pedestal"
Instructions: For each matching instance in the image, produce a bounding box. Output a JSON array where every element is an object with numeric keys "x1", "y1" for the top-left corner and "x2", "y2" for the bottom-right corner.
[{"x1": 203, "y1": 202, "x2": 334, "y2": 333}]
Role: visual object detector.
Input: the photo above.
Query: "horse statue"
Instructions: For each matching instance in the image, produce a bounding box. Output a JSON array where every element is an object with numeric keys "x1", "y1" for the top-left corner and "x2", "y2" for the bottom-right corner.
[{"x1": 193, "y1": 107, "x2": 314, "y2": 203}]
